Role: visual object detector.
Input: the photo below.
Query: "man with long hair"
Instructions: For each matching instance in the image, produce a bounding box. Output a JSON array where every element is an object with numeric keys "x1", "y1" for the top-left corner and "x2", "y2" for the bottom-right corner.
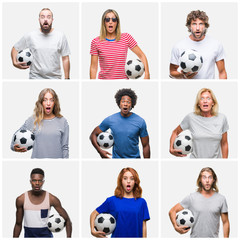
[
  {"x1": 169, "y1": 10, "x2": 227, "y2": 79},
  {"x1": 169, "y1": 167, "x2": 230, "y2": 237},
  {"x1": 11, "y1": 8, "x2": 70, "y2": 79}
]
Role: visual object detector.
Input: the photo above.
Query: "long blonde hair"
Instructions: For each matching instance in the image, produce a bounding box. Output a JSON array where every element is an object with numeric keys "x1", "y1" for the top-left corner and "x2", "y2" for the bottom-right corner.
[
  {"x1": 33, "y1": 88, "x2": 62, "y2": 128},
  {"x1": 100, "y1": 9, "x2": 121, "y2": 41}
]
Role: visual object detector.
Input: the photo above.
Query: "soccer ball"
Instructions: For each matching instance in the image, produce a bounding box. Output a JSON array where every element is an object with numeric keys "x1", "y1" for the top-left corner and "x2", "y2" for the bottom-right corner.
[
  {"x1": 94, "y1": 213, "x2": 116, "y2": 235},
  {"x1": 47, "y1": 214, "x2": 66, "y2": 232},
  {"x1": 125, "y1": 59, "x2": 145, "y2": 79},
  {"x1": 13, "y1": 129, "x2": 35, "y2": 151},
  {"x1": 17, "y1": 48, "x2": 33, "y2": 66},
  {"x1": 176, "y1": 209, "x2": 194, "y2": 228},
  {"x1": 174, "y1": 133, "x2": 192, "y2": 155},
  {"x1": 97, "y1": 132, "x2": 114, "y2": 149},
  {"x1": 179, "y1": 49, "x2": 203, "y2": 73}
]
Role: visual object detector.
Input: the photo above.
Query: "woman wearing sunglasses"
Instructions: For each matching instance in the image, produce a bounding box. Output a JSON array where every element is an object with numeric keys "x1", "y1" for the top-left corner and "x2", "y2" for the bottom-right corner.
[{"x1": 90, "y1": 9, "x2": 150, "y2": 79}]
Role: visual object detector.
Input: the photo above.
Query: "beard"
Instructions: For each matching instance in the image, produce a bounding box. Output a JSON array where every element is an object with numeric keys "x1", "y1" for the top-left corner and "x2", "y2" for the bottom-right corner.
[
  {"x1": 191, "y1": 28, "x2": 206, "y2": 39},
  {"x1": 40, "y1": 22, "x2": 52, "y2": 34}
]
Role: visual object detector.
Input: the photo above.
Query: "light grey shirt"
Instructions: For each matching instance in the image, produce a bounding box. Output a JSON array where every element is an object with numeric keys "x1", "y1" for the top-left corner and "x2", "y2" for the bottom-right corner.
[
  {"x1": 180, "y1": 112, "x2": 229, "y2": 158},
  {"x1": 14, "y1": 29, "x2": 70, "y2": 79},
  {"x1": 180, "y1": 192, "x2": 228, "y2": 238},
  {"x1": 11, "y1": 116, "x2": 69, "y2": 158}
]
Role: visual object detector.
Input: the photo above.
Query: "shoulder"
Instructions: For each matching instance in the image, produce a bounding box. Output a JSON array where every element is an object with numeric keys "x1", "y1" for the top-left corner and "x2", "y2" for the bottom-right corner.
[
  {"x1": 214, "y1": 192, "x2": 227, "y2": 201},
  {"x1": 205, "y1": 35, "x2": 222, "y2": 44},
  {"x1": 16, "y1": 193, "x2": 25, "y2": 206},
  {"x1": 121, "y1": 33, "x2": 135, "y2": 40},
  {"x1": 172, "y1": 37, "x2": 190, "y2": 48},
  {"x1": 137, "y1": 197, "x2": 147, "y2": 204},
  {"x1": 131, "y1": 112, "x2": 144, "y2": 121},
  {"x1": 91, "y1": 36, "x2": 100, "y2": 43},
  {"x1": 216, "y1": 112, "x2": 227, "y2": 119},
  {"x1": 49, "y1": 192, "x2": 61, "y2": 205}
]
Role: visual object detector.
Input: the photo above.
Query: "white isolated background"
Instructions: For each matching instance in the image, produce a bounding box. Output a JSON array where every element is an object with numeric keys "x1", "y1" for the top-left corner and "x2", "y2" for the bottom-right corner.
[
  {"x1": 161, "y1": 160, "x2": 238, "y2": 238},
  {"x1": 2, "y1": 81, "x2": 79, "y2": 159},
  {"x1": 81, "y1": 2, "x2": 159, "y2": 79},
  {"x1": 81, "y1": 81, "x2": 159, "y2": 159},
  {"x1": 2, "y1": 160, "x2": 79, "y2": 238},
  {"x1": 2, "y1": 2, "x2": 79, "y2": 79},
  {"x1": 161, "y1": 2, "x2": 238, "y2": 79},
  {"x1": 82, "y1": 160, "x2": 159, "y2": 237},
  {"x1": 161, "y1": 81, "x2": 238, "y2": 158}
]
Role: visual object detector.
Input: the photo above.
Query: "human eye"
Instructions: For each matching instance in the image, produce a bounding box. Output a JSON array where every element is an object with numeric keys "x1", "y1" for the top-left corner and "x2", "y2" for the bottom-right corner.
[{"x1": 32, "y1": 180, "x2": 37, "y2": 183}]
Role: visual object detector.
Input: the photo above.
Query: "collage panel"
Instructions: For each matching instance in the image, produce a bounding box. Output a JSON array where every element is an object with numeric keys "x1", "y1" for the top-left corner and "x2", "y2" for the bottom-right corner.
[
  {"x1": 81, "y1": 81, "x2": 159, "y2": 159},
  {"x1": 161, "y1": 81, "x2": 238, "y2": 159},
  {"x1": 2, "y1": 81, "x2": 80, "y2": 159},
  {"x1": 81, "y1": 160, "x2": 159, "y2": 238},
  {"x1": 161, "y1": 160, "x2": 238, "y2": 238},
  {"x1": 161, "y1": 2, "x2": 238, "y2": 79},
  {"x1": 81, "y1": 2, "x2": 159, "y2": 79},
  {"x1": 2, "y1": 160, "x2": 79, "y2": 238},
  {"x1": 2, "y1": 2, "x2": 79, "y2": 79}
]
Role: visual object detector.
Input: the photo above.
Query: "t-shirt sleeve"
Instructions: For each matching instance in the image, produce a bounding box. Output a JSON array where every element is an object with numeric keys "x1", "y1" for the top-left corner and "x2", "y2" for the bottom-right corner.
[
  {"x1": 170, "y1": 45, "x2": 180, "y2": 65},
  {"x1": 62, "y1": 119, "x2": 69, "y2": 158},
  {"x1": 60, "y1": 34, "x2": 71, "y2": 56},
  {"x1": 222, "y1": 114, "x2": 229, "y2": 134},
  {"x1": 126, "y1": 33, "x2": 138, "y2": 49},
  {"x1": 14, "y1": 36, "x2": 28, "y2": 52},
  {"x1": 96, "y1": 198, "x2": 110, "y2": 213},
  {"x1": 140, "y1": 119, "x2": 148, "y2": 138},
  {"x1": 90, "y1": 38, "x2": 99, "y2": 55},
  {"x1": 141, "y1": 199, "x2": 150, "y2": 221},
  {"x1": 99, "y1": 116, "x2": 110, "y2": 132},
  {"x1": 180, "y1": 194, "x2": 191, "y2": 209},
  {"x1": 180, "y1": 114, "x2": 190, "y2": 131},
  {"x1": 216, "y1": 42, "x2": 225, "y2": 62},
  {"x1": 221, "y1": 196, "x2": 228, "y2": 213}
]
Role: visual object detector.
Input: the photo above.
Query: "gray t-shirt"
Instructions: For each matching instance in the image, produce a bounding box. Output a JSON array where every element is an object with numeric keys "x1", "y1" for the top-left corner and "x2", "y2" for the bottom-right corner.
[
  {"x1": 180, "y1": 112, "x2": 229, "y2": 158},
  {"x1": 11, "y1": 116, "x2": 69, "y2": 158},
  {"x1": 180, "y1": 192, "x2": 228, "y2": 238},
  {"x1": 14, "y1": 29, "x2": 70, "y2": 79}
]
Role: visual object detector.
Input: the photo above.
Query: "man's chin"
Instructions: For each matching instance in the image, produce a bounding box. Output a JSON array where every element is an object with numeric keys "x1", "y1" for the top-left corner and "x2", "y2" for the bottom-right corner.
[{"x1": 41, "y1": 26, "x2": 52, "y2": 34}]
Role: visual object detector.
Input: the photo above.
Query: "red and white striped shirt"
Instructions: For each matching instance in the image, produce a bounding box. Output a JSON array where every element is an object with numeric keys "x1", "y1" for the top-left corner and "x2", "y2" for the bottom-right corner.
[{"x1": 90, "y1": 33, "x2": 138, "y2": 79}]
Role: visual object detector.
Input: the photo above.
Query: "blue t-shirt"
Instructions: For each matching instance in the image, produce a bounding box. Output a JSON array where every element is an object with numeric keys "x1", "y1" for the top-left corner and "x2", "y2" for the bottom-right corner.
[
  {"x1": 99, "y1": 112, "x2": 148, "y2": 158},
  {"x1": 96, "y1": 196, "x2": 150, "y2": 238}
]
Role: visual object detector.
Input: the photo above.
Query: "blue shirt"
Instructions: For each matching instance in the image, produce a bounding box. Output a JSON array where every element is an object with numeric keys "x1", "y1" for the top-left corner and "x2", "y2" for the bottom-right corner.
[
  {"x1": 99, "y1": 112, "x2": 148, "y2": 158},
  {"x1": 96, "y1": 196, "x2": 150, "y2": 238}
]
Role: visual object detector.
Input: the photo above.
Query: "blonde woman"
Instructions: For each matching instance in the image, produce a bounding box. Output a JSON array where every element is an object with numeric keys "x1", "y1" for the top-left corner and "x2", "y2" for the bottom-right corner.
[
  {"x1": 11, "y1": 88, "x2": 69, "y2": 158},
  {"x1": 90, "y1": 9, "x2": 150, "y2": 79},
  {"x1": 169, "y1": 88, "x2": 229, "y2": 158}
]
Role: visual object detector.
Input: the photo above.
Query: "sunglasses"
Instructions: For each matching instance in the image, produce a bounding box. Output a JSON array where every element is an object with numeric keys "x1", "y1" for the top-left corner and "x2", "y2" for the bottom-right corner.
[{"x1": 105, "y1": 17, "x2": 117, "y2": 22}]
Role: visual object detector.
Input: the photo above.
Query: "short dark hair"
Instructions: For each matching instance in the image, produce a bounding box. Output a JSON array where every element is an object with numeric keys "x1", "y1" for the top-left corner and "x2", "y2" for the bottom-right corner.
[
  {"x1": 30, "y1": 168, "x2": 45, "y2": 177},
  {"x1": 115, "y1": 88, "x2": 137, "y2": 108}
]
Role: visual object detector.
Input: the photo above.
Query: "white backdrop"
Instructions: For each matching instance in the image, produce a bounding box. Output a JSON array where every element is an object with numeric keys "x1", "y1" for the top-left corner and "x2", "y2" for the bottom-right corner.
[
  {"x1": 161, "y1": 81, "x2": 238, "y2": 158},
  {"x1": 2, "y1": 160, "x2": 79, "y2": 238},
  {"x1": 2, "y1": 81, "x2": 80, "y2": 159},
  {"x1": 161, "y1": 160, "x2": 238, "y2": 238},
  {"x1": 2, "y1": 2, "x2": 79, "y2": 79},
  {"x1": 81, "y1": 81, "x2": 159, "y2": 159},
  {"x1": 81, "y1": 2, "x2": 159, "y2": 79},
  {"x1": 81, "y1": 160, "x2": 159, "y2": 237},
  {"x1": 161, "y1": 2, "x2": 238, "y2": 79}
]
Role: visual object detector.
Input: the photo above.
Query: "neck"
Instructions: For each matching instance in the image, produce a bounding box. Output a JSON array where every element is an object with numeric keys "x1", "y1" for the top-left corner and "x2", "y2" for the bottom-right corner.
[
  {"x1": 200, "y1": 188, "x2": 214, "y2": 198},
  {"x1": 106, "y1": 32, "x2": 116, "y2": 40},
  {"x1": 40, "y1": 27, "x2": 53, "y2": 34},
  {"x1": 44, "y1": 114, "x2": 55, "y2": 120},
  {"x1": 189, "y1": 34, "x2": 205, "y2": 42},
  {"x1": 30, "y1": 190, "x2": 44, "y2": 196},
  {"x1": 123, "y1": 192, "x2": 134, "y2": 198},
  {"x1": 201, "y1": 111, "x2": 212, "y2": 117},
  {"x1": 120, "y1": 112, "x2": 132, "y2": 117}
]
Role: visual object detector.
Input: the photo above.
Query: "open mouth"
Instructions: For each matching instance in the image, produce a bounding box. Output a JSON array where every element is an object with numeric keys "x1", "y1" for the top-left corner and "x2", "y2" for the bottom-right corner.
[
  {"x1": 203, "y1": 105, "x2": 208, "y2": 108},
  {"x1": 126, "y1": 184, "x2": 131, "y2": 191}
]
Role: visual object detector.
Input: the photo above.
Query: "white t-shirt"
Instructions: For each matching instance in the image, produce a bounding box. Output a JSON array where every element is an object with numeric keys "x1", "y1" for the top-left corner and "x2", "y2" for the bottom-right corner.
[
  {"x1": 170, "y1": 35, "x2": 225, "y2": 79},
  {"x1": 180, "y1": 192, "x2": 228, "y2": 238},
  {"x1": 180, "y1": 112, "x2": 229, "y2": 158},
  {"x1": 14, "y1": 29, "x2": 70, "y2": 79}
]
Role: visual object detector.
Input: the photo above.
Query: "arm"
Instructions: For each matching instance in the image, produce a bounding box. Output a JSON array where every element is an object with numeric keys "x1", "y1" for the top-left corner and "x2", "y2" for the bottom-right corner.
[
  {"x1": 89, "y1": 126, "x2": 112, "y2": 158},
  {"x1": 221, "y1": 132, "x2": 228, "y2": 158},
  {"x1": 140, "y1": 136, "x2": 150, "y2": 158},
  {"x1": 62, "y1": 120, "x2": 69, "y2": 158},
  {"x1": 169, "y1": 64, "x2": 197, "y2": 79},
  {"x1": 13, "y1": 195, "x2": 24, "y2": 237},
  {"x1": 11, "y1": 47, "x2": 29, "y2": 70},
  {"x1": 169, "y1": 203, "x2": 190, "y2": 234},
  {"x1": 50, "y1": 194, "x2": 72, "y2": 238},
  {"x1": 131, "y1": 46, "x2": 150, "y2": 79},
  {"x1": 221, "y1": 212, "x2": 230, "y2": 238},
  {"x1": 90, "y1": 210, "x2": 106, "y2": 238},
  {"x1": 216, "y1": 59, "x2": 227, "y2": 79},
  {"x1": 169, "y1": 125, "x2": 186, "y2": 157},
  {"x1": 90, "y1": 55, "x2": 98, "y2": 79},
  {"x1": 62, "y1": 55, "x2": 70, "y2": 79},
  {"x1": 142, "y1": 220, "x2": 147, "y2": 238}
]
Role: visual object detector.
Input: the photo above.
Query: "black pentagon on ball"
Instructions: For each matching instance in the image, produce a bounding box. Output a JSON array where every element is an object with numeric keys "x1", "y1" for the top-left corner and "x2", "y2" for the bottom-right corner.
[
  {"x1": 109, "y1": 135, "x2": 113, "y2": 140},
  {"x1": 14, "y1": 135, "x2": 17, "y2": 142},
  {"x1": 185, "y1": 135, "x2": 191, "y2": 140},
  {"x1": 31, "y1": 134, "x2": 35, "y2": 141},
  {"x1": 200, "y1": 56, "x2": 203, "y2": 63},
  {"x1": 110, "y1": 217, "x2": 115, "y2": 224},
  {"x1": 181, "y1": 51, "x2": 185, "y2": 57},
  {"x1": 188, "y1": 53, "x2": 196, "y2": 61},
  {"x1": 26, "y1": 52, "x2": 31, "y2": 57},
  {"x1": 127, "y1": 60, "x2": 132, "y2": 65},
  {"x1": 18, "y1": 50, "x2": 23, "y2": 54},
  {"x1": 103, "y1": 143, "x2": 109, "y2": 148},
  {"x1": 20, "y1": 129, "x2": 27, "y2": 133},
  {"x1": 27, "y1": 61, "x2": 32, "y2": 66},
  {"x1": 185, "y1": 145, "x2": 191, "y2": 152},
  {"x1": 20, "y1": 137, "x2": 27, "y2": 144},
  {"x1": 18, "y1": 57, "x2": 24, "y2": 62},
  {"x1": 103, "y1": 227, "x2": 110, "y2": 234},
  {"x1": 176, "y1": 140, "x2": 181, "y2": 147},
  {"x1": 182, "y1": 211, "x2": 188, "y2": 215},
  {"x1": 135, "y1": 75, "x2": 141, "y2": 79},
  {"x1": 55, "y1": 228, "x2": 61, "y2": 232},
  {"x1": 192, "y1": 66, "x2": 199, "y2": 72},
  {"x1": 180, "y1": 219, "x2": 186, "y2": 225},
  {"x1": 94, "y1": 226, "x2": 99, "y2": 231},
  {"x1": 99, "y1": 134, "x2": 104, "y2": 140},
  {"x1": 137, "y1": 59, "x2": 141, "y2": 62},
  {"x1": 180, "y1": 62, "x2": 186, "y2": 69},
  {"x1": 135, "y1": 65, "x2": 141, "y2": 71},
  {"x1": 190, "y1": 217, "x2": 194, "y2": 223},
  {"x1": 48, "y1": 222, "x2": 52, "y2": 228},
  {"x1": 55, "y1": 218, "x2": 61, "y2": 224},
  {"x1": 126, "y1": 70, "x2": 132, "y2": 76},
  {"x1": 27, "y1": 146, "x2": 33, "y2": 151},
  {"x1": 98, "y1": 217, "x2": 105, "y2": 224}
]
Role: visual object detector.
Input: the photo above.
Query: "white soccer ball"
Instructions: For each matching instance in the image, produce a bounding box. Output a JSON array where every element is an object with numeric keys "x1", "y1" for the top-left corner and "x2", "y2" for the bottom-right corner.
[
  {"x1": 47, "y1": 214, "x2": 65, "y2": 232},
  {"x1": 14, "y1": 129, "x2": 35, "y2": 151},
  {"x1": 125, "y1": 59, "x2": 145, "y2": 79},
  {"x1": 179, "y1": 49, "x2": 203, "y2": 73},
  {"x1": 176, "y1": 209, "x2": 195, "y2": 228},
  {"x1": 94, "y1": 213, "x2": 116, "y2": 235},
  {"x1": 17, "y1": 48, "x2": 33, "y2": 66},
  {"x1": 174, "y1": 133, "x2": 193, "y2": 155},
  {"x1": 97, "y1": 132, "x2": 114, "y2": 149}
]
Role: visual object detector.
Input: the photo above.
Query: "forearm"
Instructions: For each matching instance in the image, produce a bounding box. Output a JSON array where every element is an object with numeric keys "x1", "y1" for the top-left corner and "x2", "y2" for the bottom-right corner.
[
  {"x1": 13, "y1": 224, "x2": 22, "y2": 237},
  {"x1": 142, "y1": 221, "x2": 147, "y2": 238},
  {"x1": 90, "y1": 66, "x2": 97, "y2": 79},
  {"x1": 62, "y1": 56, "x2": 70, "y2": 79},
  {"x1": 223, "y1": 220, "x2": 230, "y2": 238},
  {"x1": 143, "y1": 144, "x2": 150, "y2": 158},
  {"x1": 90, "y1": 210, "x2": 98, "y2": 234},
  {"x1": 219, "y1": 70, "x2": 227, "y2": 79},
  {"x1": 65, "y1": 218, "x2": 72, "y2": 238},
  {"x1": 221, "y1": 143, "x2": 228, "y2": 158},
  {"x1": 11, "y1": 47, "x2": 18, "y2": 66},
  {"x1": 139, "y1": 54, "x2": 150, "y2": 79}
]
